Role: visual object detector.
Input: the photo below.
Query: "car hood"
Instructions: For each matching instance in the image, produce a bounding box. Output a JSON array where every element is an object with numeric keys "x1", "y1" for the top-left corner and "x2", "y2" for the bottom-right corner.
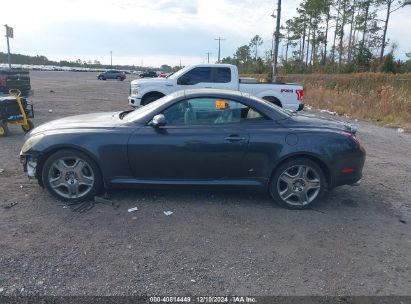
[
  {"x1": 131, "y1": 78, "x2": 171, "y2": 86},
  {"x1": 282, "y1": 113, "x2": 356, "y2": 133},
  {"x1": 30, "y1": 112, "x2": 122, "y2": 135}
]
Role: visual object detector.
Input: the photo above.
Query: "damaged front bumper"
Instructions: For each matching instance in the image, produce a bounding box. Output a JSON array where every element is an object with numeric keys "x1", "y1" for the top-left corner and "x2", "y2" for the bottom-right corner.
[{"x1": 20, "y1": 155, "x2": 38, "y2": 179}]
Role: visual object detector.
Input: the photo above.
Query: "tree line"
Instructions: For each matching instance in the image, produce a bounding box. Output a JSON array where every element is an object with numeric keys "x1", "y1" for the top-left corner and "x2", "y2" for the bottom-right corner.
[
  {"x1": 222, "y1": 0, "x2": 411, "y2": 74},
  {"x1": 0, "y1": 52, "x2": 181, "y2": 72}
]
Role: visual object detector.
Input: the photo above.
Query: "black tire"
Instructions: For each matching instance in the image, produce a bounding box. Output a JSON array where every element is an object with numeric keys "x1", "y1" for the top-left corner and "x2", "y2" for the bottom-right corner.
[
  {"x1": 21, "y1": 120, "x2": 34, "y2": 133},
  {"x1": 116, "y1": 76, "x2": 122, "y2": 81},
  {"x1": 269, "y1": 157, "x2": 326, "y2": 210},
  {"x1": 0, "y1": 122, "x2": 9, "y2": 137},
  {"x1": 263, "y1": 96, "x2": 282, "y2": 107},
  {"x1": 42, "y1": 149, "x2": 103, "y2": 203},
  {"x1": 142, "y1": 95, "x2": 163, "y2": 106}
]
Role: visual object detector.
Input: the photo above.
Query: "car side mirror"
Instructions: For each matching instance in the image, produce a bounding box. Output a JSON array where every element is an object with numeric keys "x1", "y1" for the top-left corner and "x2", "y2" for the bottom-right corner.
[
  {"x1": 150, "y1": 114, "x2": 166, "y2": 127},
  {"x1": 177, "y1": 75, "x2": 191, "y2": 85}
]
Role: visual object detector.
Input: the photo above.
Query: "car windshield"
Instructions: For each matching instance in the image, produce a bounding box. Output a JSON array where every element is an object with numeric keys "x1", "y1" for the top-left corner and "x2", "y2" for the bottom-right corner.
[{"x1": 122, "y1": 94, "x2": 176, "y2": 122}]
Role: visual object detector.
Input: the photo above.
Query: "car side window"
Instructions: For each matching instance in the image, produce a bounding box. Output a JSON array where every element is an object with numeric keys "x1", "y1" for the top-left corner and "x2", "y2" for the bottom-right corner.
[
  {"x1": 162, "y1": 98, "x2": 268, "y2": 126},
  {"x1": 213, "y1": 67, "x2": 231, "y2": 83},
  {"x1": 177, "y1": 67, "x2": 212, "y2": 85}
]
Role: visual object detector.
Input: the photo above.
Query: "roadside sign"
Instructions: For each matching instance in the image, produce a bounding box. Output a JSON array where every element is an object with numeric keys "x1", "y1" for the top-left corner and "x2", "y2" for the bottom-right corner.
[{"x1": 5, "y1": 25, "x2": 13, "y2": 38}]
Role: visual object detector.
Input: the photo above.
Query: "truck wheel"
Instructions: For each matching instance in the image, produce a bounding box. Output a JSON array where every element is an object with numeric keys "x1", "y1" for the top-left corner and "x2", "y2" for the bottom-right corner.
[
  {"x1": 0, "y1": 122, "x2": 9, "y2": 137},
  {"x1": 263, "y1": 96, "x2": 282, "y2": 107},
  {"x1": 21, "y1": 120, "x2": 35, "y2": 133},
  {"x1": 142, "y1": 95, "x2": 164, "y2": 105}
]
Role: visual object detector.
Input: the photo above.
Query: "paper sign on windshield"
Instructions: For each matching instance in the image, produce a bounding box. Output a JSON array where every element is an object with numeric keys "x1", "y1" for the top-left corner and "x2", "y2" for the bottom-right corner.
[{"x1": 215, "y1": 100, "x2": 227, "y2": 109}]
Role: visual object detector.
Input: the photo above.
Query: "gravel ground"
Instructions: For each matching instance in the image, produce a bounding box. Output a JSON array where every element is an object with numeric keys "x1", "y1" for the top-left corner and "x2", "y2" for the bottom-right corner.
[{"x1": 0, "y1": 71, "x2": 410, "y2": 296}]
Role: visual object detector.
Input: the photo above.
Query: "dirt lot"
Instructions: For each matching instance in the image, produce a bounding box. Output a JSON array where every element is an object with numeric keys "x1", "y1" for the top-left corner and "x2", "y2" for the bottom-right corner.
[{"x1": 0, "y1": 71, "x2": 410, "y2": 296}]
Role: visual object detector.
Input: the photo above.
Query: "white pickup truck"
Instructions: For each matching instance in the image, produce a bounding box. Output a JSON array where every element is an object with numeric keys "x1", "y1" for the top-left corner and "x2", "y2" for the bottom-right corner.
[{"x1": 128, "y1": 64, "x2": 304, "y2": 111}]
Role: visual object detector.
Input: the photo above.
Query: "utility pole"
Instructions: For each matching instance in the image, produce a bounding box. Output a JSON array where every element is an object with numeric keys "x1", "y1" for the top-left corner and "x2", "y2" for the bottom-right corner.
[
  {"x1": 272, "y1": 0, "x2": 281, "y2": 82},
  {"x1": 110, "y1": 51, "x2": 112, "y2": 67},
  {"x1": 206, "y1": 52, "x2": 212, "y2": 63},
  {"x1": 214, "y1": 37, "x2": 226, "y2": 63},
  {"x1": 4, "y1": 24, "x2": 13, "y2": 69}
]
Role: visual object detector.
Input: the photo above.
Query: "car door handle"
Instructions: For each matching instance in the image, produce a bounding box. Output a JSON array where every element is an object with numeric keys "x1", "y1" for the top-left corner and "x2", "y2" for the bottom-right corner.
[{"x1": 225, "y1": 135, "x2": 247, "y2": 142}]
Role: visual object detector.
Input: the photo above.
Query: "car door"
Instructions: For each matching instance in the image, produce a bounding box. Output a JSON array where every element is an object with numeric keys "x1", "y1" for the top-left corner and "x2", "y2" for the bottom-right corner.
[{"x1": 127, "y1": 97, "x2": 250, "y2": 181}]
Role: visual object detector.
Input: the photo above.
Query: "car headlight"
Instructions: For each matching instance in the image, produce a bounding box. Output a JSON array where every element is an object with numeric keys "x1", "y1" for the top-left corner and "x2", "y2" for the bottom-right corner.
[
  {"x1": 21, "y1": 133, "x2": 44, "y2": 153},
  {"x1": 131, "y1": 84, "x2": 141, "y2": 95}
]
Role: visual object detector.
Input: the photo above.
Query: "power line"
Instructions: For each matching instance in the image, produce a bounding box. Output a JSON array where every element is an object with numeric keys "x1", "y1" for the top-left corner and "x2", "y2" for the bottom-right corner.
[{"x1": 214, "y1": 37, "x2": 226, "y2": 63}]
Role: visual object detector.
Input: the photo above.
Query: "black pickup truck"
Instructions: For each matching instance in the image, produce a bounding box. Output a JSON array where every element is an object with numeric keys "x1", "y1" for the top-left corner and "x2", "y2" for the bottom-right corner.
[{"x1": 0, "y1": 69, "x2": 31, "y2": 97}]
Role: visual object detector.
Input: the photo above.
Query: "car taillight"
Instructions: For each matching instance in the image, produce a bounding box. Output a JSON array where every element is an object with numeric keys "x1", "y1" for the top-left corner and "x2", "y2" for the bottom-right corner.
[
  {"x1": 345, "y1": 133, "x2": 362, "y2": 149},
  {"x1": 296, "y1": 89, "x2": 304, "y2": 101}
]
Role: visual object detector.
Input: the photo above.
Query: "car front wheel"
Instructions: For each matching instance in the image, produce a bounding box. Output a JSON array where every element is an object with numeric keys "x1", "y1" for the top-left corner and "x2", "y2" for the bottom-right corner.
[
  {"x1": 42, "y1": 149, "x2": 103, "y2": 203},
  {"x1": 270, "y1": 158, "x2": 326, "y2": 209}
]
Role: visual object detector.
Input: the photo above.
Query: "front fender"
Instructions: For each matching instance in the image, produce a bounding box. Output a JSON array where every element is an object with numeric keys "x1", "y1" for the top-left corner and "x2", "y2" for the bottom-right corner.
[{"x1": 24, "y1": 130, "x2": 132, "y2": 187}]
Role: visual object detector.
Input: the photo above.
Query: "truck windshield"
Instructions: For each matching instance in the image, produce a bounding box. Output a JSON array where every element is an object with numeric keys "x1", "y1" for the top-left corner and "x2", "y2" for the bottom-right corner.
[{"x1": 166, "y1": 66, "x2": 192, "y2": 80}]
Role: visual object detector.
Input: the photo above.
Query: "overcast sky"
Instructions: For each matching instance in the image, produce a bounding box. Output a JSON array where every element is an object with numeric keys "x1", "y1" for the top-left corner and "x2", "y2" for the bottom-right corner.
[{"x1": 1, "y1": 0, "x2": 411, "y2": 67}]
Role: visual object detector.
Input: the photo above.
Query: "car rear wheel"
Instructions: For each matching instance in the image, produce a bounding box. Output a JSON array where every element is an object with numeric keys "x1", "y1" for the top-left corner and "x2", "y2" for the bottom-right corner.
[
  {"x1": 270, "y1": 158, "x2": 325, "y2": 209},
  {"x1": 42, "y1": 149, "x2": 103, "y2": 203},
  {"x1": 116, "y1": 76, "x2": 122, "y2": 81}
]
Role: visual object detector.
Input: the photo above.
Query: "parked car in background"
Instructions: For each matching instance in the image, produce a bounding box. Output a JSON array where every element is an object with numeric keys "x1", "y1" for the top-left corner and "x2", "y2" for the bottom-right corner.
[
  {"x1": 97, "y1": 70, "x2": 126, "y2": 81},
  {"x1": 158, "y1": 72, "x2": 168, "y2": 78},
  {"x1": 0, "y1": 69, "x2": 31, "y2": 97},
  {"x1": 139, "y1": 71, "x2": 157, "y2": 78},
  {"x1": 20, "y1": 89, "x2": 365, "y2": 210},
  {"x1": 128, "y1": 64, "x2": 304, "y2": 110}
]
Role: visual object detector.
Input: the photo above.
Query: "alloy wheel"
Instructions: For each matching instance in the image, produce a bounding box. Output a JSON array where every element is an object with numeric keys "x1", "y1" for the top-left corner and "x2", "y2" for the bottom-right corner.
[
  {"x1": 47, "y1": 156, "x2": 95, "y2": 199},
  {"x1": 276, "y1": 165, "x2": 321, "y2": 206}
]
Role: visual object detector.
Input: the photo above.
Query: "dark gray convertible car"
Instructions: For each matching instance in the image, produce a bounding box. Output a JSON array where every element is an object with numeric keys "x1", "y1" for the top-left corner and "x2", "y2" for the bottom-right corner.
[{"x1": 20, "y1": 89, "x2": 365, "y2": 209}]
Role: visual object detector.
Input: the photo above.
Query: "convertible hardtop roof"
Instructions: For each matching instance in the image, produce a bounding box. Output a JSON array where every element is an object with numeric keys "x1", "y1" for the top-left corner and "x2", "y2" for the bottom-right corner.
[{"x1": 183, "y1": 88, "x2": 246, "y2": 99}]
